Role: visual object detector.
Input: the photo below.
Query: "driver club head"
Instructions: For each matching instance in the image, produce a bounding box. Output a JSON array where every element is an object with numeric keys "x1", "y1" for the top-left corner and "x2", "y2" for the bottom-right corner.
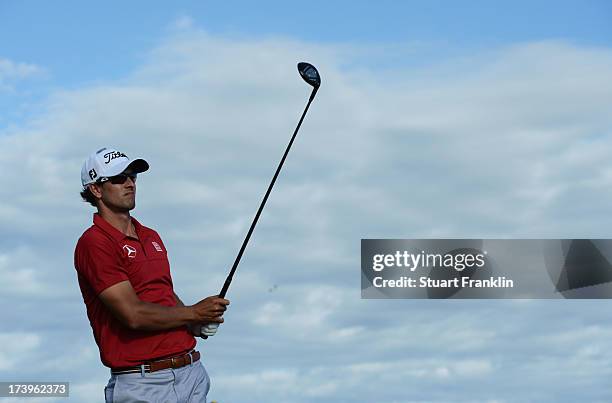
[{"x1": 297, "y1": 62, "x2": 321, "y2": 89}]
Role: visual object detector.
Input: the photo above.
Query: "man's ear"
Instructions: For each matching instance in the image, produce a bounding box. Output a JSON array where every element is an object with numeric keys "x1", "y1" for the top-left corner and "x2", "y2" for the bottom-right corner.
[{"x1": 89, "y1": 183, "x2": 103, "y2": 199}]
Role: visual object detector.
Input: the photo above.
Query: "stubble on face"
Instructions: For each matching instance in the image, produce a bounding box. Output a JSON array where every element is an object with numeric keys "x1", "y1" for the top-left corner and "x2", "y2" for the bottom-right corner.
[{"x1": 101, "y1": 179, "x2": 136, "y2": 213}]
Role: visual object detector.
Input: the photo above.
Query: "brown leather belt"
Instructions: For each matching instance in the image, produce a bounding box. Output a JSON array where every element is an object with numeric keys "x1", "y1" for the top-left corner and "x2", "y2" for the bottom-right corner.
[{"x1": 111, "y1": 350, "x2": 200, "y2": 375}]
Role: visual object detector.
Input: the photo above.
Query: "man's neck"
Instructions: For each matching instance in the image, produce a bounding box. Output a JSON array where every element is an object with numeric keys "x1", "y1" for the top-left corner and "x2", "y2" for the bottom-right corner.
[{"x1": 98, "y1": 208, "x2": 137, "y2": 238}]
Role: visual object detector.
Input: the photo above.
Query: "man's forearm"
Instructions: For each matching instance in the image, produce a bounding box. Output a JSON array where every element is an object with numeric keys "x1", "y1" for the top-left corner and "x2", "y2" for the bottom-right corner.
[
  {"x1": 125, "y1": 292, "x2": 226, "y2": 332},
  {"x1": 131, "y1": 300, "x2": 194, "y2": 331},
  {"x1": 99, "y1": 282, "x2": 223, "y2": 332}
]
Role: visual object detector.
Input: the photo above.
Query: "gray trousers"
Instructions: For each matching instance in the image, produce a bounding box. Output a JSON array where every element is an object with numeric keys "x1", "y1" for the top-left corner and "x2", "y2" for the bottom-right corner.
[{"x1": 104, "y1": 361, "x2": 210, "y2": 403}]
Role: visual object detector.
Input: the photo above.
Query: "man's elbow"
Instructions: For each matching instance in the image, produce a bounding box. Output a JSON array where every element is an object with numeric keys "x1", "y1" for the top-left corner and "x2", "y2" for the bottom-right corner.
[
  {"x1": 126, "y1": 317, "x2": 143, "y2": 331},
  {"x1": 116, "y1": 302, "x2": 145, "y2": 331},
  {"x1": 99, "y1": 281, "x2": 147, "y2": 330},
  {"x1": 114, "y1": 312, "x2": 140, "y2": 331}
]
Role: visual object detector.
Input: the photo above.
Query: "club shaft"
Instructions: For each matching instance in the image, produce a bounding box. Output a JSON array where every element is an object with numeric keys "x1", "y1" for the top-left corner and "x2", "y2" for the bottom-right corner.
[{"x1": 219, "y1": 88, "x2": 318, "y2": 298}]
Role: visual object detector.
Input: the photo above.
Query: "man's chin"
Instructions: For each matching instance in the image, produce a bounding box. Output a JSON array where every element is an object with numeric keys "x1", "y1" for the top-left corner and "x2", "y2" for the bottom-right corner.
[
  {"x1": 124, "y1": 197, "x2": 136, "y2": 211},
  {"x1": 116, "y1": 202, "x2": 136, "y2": 212}
]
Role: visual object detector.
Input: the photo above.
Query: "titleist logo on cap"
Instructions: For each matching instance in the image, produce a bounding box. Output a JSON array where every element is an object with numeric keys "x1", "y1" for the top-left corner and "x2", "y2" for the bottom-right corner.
[{"x1": 103, "y1": 151, "x2": 128, "y2": 164}]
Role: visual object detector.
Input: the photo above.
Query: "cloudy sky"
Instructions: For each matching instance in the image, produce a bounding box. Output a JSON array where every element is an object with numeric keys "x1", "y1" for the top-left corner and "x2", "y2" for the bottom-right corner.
[{"x1": 1, "y1": 1, "x2": 612, "y2": 402}]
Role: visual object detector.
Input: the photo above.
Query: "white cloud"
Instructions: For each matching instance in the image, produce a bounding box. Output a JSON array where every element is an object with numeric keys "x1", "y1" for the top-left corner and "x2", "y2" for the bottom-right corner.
[
  {"x1": 0, "y1": 249, "x2": 52, "y2": 296},
  {"x1": 252, "y1": 286, "x2": 344, "y2": 330},
  {"x1": 0, "y1": 58, "x2": 43, "y2": 92},
  {"x1": 0, "y1": 333, "x2": 40, "y2": 370},
  {"x1": 214, "y1": 358, "x2": 493, "y2": 402},
  {"x1": 171, "y1": 15, "x2": 195, "y2": 31},
  {"x1": 0, "y1": 58, "x2": 42, "y2": 79}
]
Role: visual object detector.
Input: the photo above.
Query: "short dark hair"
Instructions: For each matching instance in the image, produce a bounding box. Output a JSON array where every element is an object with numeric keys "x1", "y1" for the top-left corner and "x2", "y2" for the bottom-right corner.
[{"x1": 80, "y1": 186, "x2": 98, "y2": 207}]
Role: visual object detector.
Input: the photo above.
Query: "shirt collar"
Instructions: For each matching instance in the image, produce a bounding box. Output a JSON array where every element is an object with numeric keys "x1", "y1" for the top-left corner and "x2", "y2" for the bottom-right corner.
[
  {"x1": 93, "y1": 213, "x2": 141, "y2": 241},
  {"x1": 131, "y1": 216, "x2": 145, "y2": 238}
]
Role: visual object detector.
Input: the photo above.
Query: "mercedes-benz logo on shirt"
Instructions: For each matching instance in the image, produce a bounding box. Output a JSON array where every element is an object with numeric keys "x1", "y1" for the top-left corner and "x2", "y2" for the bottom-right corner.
[{"x1": 123, "y1": 245, "x2": 137, "y2": 258}]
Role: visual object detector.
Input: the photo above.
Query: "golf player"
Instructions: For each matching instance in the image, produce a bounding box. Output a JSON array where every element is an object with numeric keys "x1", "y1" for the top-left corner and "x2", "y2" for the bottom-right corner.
[{"x1": 74, "y1": 147, "x2": 229, "y2": 402}]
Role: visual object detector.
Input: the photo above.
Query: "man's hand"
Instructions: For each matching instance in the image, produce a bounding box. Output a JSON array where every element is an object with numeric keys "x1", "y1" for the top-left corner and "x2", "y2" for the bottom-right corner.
[
  {"x1": 176, "y1": 293, "x2": 228, "y2": 339},
  {"x1": 190, "y1": 296, "x2": 230, "y2": 324},
  {"x1": 188, "y1": 323, "x2": 220, "y2": 339},
  {"x1": 190, "y1": 296, "x2": 228, "y2": 339}
]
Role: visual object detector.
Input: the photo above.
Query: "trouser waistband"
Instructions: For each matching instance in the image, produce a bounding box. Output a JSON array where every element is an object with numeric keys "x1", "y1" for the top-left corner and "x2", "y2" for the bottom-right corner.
[{"x1": 111, "y1": 350, "x2": 200, "y2": 375}]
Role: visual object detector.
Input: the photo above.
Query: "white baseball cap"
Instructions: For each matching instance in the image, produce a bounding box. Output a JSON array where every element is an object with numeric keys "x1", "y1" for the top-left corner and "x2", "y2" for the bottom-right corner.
[{"x1": 81, "y1": 147, "x2": 149, "y2": 188}]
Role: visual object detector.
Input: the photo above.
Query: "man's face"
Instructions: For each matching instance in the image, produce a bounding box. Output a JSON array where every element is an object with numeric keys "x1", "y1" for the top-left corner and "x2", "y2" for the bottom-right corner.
[{"x1": 92, "y1": 170, "x2": 137, "y2": 212}]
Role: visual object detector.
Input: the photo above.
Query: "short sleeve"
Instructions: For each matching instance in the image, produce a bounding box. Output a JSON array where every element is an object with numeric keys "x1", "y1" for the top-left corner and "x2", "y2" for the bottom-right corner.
[{"x1": 75, "y1": 233, "x2": 129, "y2": 295}]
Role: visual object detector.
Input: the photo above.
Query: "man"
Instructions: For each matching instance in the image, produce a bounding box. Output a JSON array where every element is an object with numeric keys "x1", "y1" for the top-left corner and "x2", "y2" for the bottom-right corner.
[{"x1": 74, "y1": 147, "x2": 229, "y2": 403}]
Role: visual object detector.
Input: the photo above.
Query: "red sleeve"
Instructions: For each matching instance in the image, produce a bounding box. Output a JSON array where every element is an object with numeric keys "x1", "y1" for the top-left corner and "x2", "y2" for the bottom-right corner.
[{"x1": 75, "y1": 233, "x2": 129, "y2": 295}]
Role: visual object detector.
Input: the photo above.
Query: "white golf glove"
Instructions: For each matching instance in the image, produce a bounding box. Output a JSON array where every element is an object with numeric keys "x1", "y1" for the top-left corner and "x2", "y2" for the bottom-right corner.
[{"x1": 201, "y1": 323, "x2": 219, "y2": 337}]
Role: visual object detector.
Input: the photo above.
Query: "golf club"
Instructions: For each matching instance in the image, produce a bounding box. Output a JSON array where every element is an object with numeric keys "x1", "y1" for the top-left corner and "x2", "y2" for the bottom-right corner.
[
  {"x1": 219, "y1": 62, "x2": 321, "y2": 298},
  {"x1": 200, "y1": 63, "x2": 320, "y2": 338}
]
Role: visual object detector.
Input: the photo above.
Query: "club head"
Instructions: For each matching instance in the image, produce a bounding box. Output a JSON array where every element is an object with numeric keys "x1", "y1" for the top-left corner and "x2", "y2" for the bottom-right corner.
[{"x1": 298, "y1": 62, "x2": 321, "y2": 89}]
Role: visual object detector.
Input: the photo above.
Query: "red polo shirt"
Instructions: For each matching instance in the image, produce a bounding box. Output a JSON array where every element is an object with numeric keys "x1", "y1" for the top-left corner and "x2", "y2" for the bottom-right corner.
[{"x1": 74, "y1": 214, "x2": 195, "y2": 368}]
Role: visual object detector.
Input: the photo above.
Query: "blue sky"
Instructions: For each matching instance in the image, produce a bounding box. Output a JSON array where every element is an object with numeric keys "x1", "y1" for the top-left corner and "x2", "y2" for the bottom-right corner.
[
  {"x1": 1, "y1": 1, "x2": 612, "y2": 402},
  {"x1": 1, "y1": 0, "x2": 611, "y2": 87},
  {"x1": 2, "y1": 0, "x2": 611, "y2": 129}
]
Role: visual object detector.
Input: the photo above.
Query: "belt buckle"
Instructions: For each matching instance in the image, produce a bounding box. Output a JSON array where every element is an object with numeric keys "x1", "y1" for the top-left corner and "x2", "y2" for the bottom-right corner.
[{"x1": 171, "y1": 357, "x2": 177, "y2": 368}]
